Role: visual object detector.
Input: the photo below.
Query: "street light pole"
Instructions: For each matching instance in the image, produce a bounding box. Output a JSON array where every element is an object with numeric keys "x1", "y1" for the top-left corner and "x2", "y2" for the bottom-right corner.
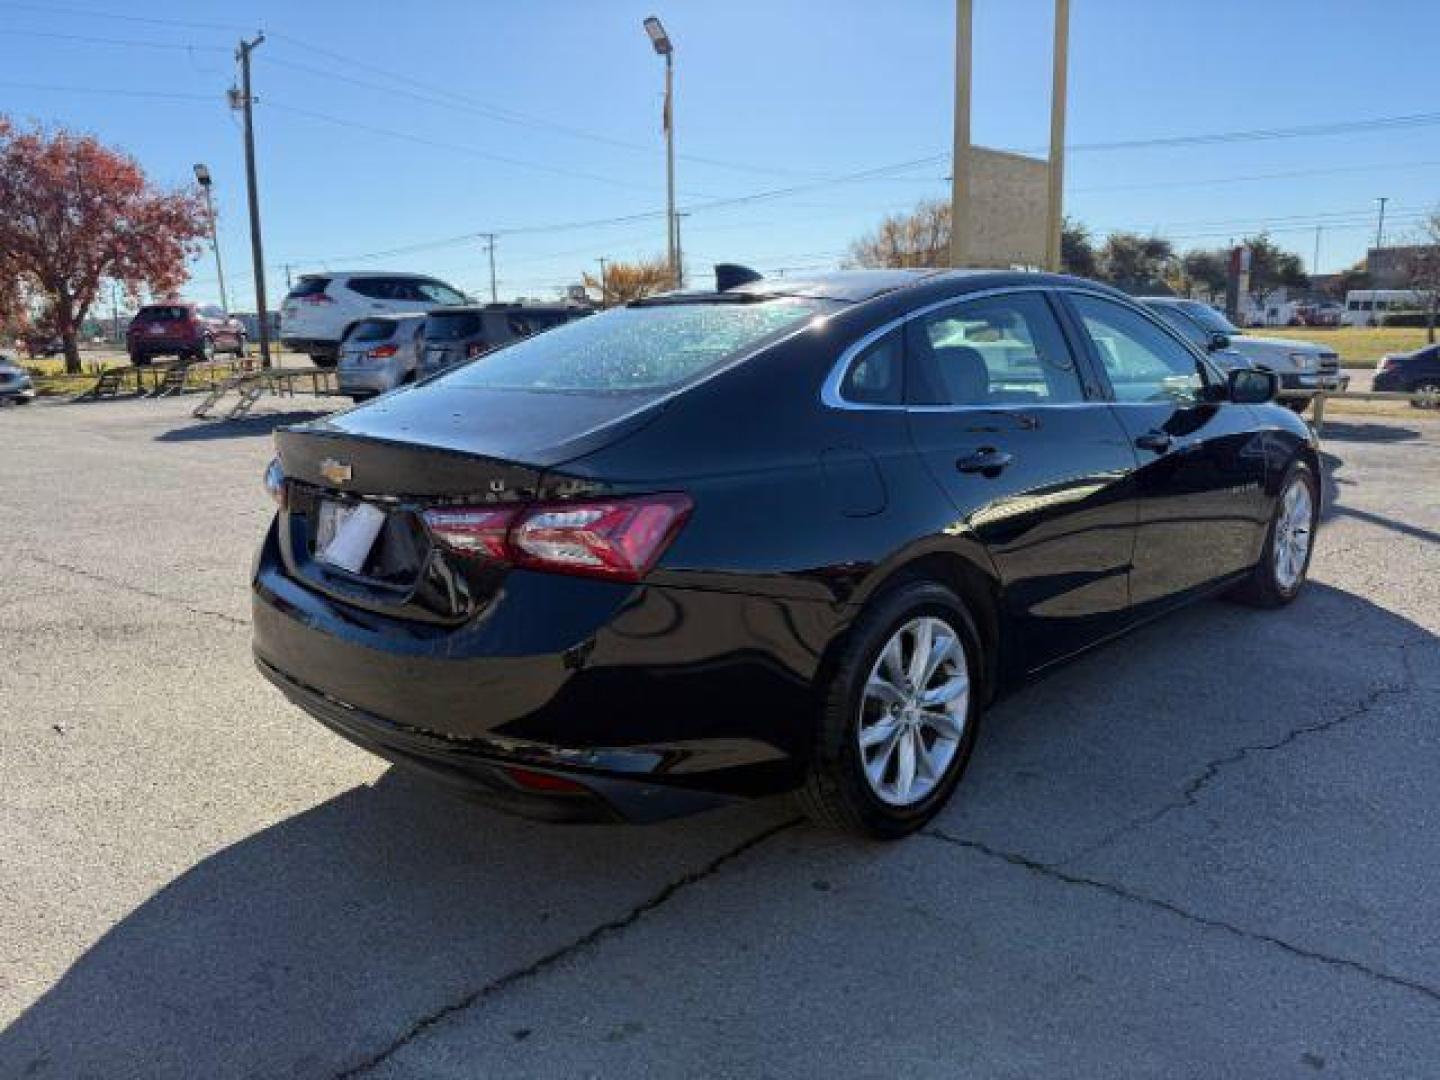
[
  {"x1": 235, "y1": 32, "x2": 271, "y2": 368},
  {"x1": 644, "y1": 17, "x2": 678, "y2": 288},
  {"x1": 192, "y1": 164, "x2": 229, "y2": 314},
  {"x1": 1375, "y1": 196, "x2": 1389, "y2": 252}
]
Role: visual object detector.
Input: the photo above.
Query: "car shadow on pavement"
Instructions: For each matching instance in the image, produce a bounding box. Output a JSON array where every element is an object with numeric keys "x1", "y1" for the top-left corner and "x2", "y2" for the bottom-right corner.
[
  {"x1": 154, "y1": 410, "x2": 340, "y2": 442},
  {"x1": 1317, "y1": 419, "x2": 1423, "y2": 443},
  {"x1": 2, "y1": 586, "x2": 1435, "y2": 1079}
]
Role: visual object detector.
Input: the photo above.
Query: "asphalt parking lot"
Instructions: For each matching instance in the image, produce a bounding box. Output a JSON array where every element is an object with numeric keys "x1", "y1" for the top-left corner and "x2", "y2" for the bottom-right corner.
[{"x1": 2, "y1": 395, "x2": 1438, "y2": 1078}]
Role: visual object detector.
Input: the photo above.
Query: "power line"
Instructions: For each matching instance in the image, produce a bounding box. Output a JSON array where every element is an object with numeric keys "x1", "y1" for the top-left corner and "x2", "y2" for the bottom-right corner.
[
  {"x1": 1, "y1": 28, "x2": 229, "y2": 52},
  {"x1": 0, "y1": 80, "x2": 216, "y2": 102},
  {"x1": 0, "y1": 0, "x2": 248, "y2": 32}
]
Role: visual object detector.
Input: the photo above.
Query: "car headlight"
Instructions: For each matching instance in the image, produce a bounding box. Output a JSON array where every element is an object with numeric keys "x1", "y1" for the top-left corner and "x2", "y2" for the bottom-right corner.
[
  {"x1": 263, "y1": 457, "x2": 287, "y2": 508},
  {"x1": 1289, "y1": 351, "x2": 1316, "y2": 370}
]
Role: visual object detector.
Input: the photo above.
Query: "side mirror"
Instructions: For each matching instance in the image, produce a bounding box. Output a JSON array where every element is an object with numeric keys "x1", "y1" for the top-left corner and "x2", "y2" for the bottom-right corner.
[
  {"x1": 1206, "y1": 331, "x2": 1231, "y2": 352},
  {"x1": 1229, "y1": 367, "x2": 1277, "y2": 404}
]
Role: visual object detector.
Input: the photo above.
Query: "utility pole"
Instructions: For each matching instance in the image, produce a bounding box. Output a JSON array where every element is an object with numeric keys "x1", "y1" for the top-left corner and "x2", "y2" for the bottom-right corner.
[
  {"x1": 1045, "y1": 0, "x2": 1070, "y2": 272},
  {"x1": 597, "y1": 257, "x2": 608, "y2": 308},
  {"x1": 481, "y1": 233, "x2": 498, "y2": 303},
  {"x1": 1375, "y1": 196, "x2": 1389, "y2": 252},
  {"x1": 948, "y1": 0, "x2": 973, "y2": 268},
  {"x1": 284, "y1": 264, "x2": 293, "y2": 289},
  {"x1": 1313, "y1": 225, "x2": 1322, "y2": 275},
  {"x1": 111, "y1": 281, "x2": 120, "y2": 344},
  {"x1": 235, "y1": 33, "x2": 271, "y2": 367}
]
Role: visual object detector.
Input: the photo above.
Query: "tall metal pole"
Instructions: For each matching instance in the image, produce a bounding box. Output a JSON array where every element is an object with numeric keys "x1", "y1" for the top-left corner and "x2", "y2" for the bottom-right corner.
[
  {"x1": 948, "y1": 0, "x2": 973, "y2": 268},
  {"x1": 1375, "y1": 196, "x2": 1389, "y2": 252},
  {"x1": 481, "y1": 233, "x2": 497, "y2": 302},
  {"x1": 674, "y1": 211, "x2": 687, "y2": 289},
  {"x1": 237, "y1": 33, "x2": 271, "y2": 368},
  {"x1": 664, "y1": 52, "x2": 677, "y2": 287},
  {"x1": 597, "y1": 257, "x2": 608, "y2": 308},
  {"x1": 200, "y1": 183, "x2": 230, "y2": 313},
  {"x1": 1313, "y1": 225, "x2": 1322, "y2": 275},
  {"x1": 1045, "y1": 0, "x2": 1070, "y2": 272}
]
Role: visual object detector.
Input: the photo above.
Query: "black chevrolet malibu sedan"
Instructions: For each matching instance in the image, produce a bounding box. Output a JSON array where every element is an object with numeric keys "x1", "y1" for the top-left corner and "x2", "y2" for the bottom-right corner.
[{"x1": 253, "y1": 268, "x2": 1318, "y2": 838}]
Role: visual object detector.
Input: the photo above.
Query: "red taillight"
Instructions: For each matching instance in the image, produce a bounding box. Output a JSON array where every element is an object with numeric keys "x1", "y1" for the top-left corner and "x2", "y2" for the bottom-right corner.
[
  {"x1": 368, "y1": 344, "x2": 399, "y2": 359},
  {"x1": 300, "y1": 294, "x2": 334, "y2": 305},
  {"x1": 420, "y1": 506, "x2": 515, "y2": 560},
  {"x1": 421, "y1": 493, "x2": 692, "y2": 582},
  {"x1": 466, "y1": 342, "x2": 488, "y2": 358}
]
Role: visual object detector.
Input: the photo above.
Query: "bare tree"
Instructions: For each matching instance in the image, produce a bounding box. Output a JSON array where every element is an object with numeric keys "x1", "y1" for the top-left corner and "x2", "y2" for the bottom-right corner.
[
  {"x1": 1406, "y1": 209, "x2": 1440, "y2": 344},
  {"x1": 848, "y1": 199, "x2": 951, "y2": 268}
]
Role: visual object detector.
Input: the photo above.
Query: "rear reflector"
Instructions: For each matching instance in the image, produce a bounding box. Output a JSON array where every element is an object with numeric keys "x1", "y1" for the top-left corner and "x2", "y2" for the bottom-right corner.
[
  {"x1": 504, "y1": 766, "x2": 589, "y2": 793},
  {"x1": 422, "y1": 493, "x2": 692, "y2": 582}
]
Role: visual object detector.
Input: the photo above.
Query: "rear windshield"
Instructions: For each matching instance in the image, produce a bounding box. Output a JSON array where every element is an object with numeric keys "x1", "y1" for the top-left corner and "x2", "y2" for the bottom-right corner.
[
  {"x1": 439, "y1": 298, "x2": 829, "y2": 393},
  {"x1": 286, "y1": 277, "x2": 331, "y2": 299},
  {"x1": 137, "y1": 306, "x2": 188, "y2": 322},
  {"x1": 348, "y1": 319, "x2": 400, "y2": 343},
  {"x1": 424, "y1": 313, "x2": 484, "y2": 341}
]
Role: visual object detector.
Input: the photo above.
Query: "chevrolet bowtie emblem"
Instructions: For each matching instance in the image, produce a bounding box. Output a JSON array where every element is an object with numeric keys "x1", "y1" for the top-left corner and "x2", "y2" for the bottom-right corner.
[{"x1": 320, "y1": 458, "x2": 352, "y2": 485}]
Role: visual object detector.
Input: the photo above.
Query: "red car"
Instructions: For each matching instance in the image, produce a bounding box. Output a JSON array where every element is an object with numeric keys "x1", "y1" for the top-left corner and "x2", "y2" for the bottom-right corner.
[{"x1": 126, "y1": 302, "x2": 247, "y2": 365}]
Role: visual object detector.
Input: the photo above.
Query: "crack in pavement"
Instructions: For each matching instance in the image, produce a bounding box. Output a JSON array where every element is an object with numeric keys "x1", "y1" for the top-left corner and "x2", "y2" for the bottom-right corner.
[
  {"x1": 1055, "y1": 643, "x2": 1431, "y2": 870},
  {"x1": 923, "y1": 828, "x2": 1440, "y2": 1006},
  {"x1": 18, "y1": 552, "x2": 248, "y2": 628},
  {"x1": 333, "y1": 817, "x2": 801, "y2": 1079}
]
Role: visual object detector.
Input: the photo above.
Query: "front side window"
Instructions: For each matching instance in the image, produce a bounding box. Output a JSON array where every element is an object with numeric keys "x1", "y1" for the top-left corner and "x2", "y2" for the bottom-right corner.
[
  {"x1": 440, "y1": 297, "x2": 828, "y2": 393},
  {"x1": 416, "y1": 280, "x2": 467, "y2": 305},
  {"x1": 907, "y1": 292, "x2": 1084, "y2": 406},
  {"x1": 1069, "y1": 293, "x2": 1205, "y2": 404}
]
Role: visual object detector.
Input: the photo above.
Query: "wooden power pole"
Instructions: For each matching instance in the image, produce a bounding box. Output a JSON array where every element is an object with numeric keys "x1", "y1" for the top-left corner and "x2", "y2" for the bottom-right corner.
[{"x1": 236, "y1": 33, "x2": 272, "y2": 368}]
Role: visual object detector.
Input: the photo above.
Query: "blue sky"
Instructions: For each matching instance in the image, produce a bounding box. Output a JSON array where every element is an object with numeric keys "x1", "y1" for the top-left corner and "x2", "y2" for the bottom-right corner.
[{"x1": 4, "y1": 0, "x2": 1439, "y2": 309}]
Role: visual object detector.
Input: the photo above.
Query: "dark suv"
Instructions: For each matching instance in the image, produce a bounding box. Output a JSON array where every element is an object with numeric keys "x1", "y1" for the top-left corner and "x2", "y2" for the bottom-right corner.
[
  {"x1": 1374, "y1": 344, "x2": 1440, "y2": 407},
  {"x1": 126, "y1": 303, "x2": 247, "y2": 365},
  {"x1": 419, "y1": 304, "x2": 590, "y2": 377}
]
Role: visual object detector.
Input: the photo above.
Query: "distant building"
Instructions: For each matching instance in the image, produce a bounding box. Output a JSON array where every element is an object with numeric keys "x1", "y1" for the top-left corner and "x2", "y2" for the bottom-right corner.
[{"x1": 1366, "y1": 245, "x2": 1440, "y2": 288}]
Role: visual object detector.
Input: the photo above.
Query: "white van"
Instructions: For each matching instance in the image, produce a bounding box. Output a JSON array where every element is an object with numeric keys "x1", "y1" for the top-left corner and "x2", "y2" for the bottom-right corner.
[
  {"x1": 280, "y1": 272, "x2": 469, "y2": 367},
  {"x1": 1341, "y1": 289, "x2": 1431, "y2": 327}
]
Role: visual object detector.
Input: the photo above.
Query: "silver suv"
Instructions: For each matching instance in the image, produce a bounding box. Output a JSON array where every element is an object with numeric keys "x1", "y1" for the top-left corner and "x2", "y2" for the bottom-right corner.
[{"x1": 419, "y1": 304, "x2": 591, "y2": 377}]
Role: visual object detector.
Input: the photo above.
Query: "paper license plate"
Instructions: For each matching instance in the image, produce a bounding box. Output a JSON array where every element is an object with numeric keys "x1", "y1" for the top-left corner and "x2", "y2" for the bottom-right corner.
[{"x1": 315, "y1": 500, "x2": 387, "y2": 573}]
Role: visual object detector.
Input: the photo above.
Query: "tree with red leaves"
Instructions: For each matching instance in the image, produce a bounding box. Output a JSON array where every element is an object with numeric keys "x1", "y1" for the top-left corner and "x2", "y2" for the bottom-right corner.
[{"x1": 0, "y1": 116, "x2": 208, "y2": 373}]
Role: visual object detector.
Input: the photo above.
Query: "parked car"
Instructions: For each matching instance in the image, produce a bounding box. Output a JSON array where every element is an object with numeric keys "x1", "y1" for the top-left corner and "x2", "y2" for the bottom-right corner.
[
  {"x1": 254, "y1": 268, "x2": 1318, "y2": 838},
  {"x1": 126, "y1": 302, "x2": 246, "y2": 365},
  {"x1": 280, "y1": 272, "x2": 468, "y2": 368},
  {"x1": 1140, "y1": 297, "x2": 1345, "y2": 412},
  {"x1": 419, "y1": 303, "x2": 591, "y2": 377},
  {"x1": 20, "y1": 332, "x2": 63, "y2": 359},
  {"x1": 1373, "y1": 344, "x2": 1440, "y2": 408},
  {"x1": 337, "y1": 314, "x2": 426, "y2": 401},
  {"x1": 0, "y1": 356, "x2": 35, "y2": 403}
]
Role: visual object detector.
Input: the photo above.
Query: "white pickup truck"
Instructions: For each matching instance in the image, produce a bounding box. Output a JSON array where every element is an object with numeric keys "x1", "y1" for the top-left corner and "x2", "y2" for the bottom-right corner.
[{"x1": 1141, "y1": 297, "x2": 1347, "y2": 413}]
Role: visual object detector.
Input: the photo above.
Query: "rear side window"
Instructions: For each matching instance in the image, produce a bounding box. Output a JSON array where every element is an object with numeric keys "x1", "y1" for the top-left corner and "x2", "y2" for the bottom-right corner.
[
  {"x1": 506, "y1": 311, "x2": 567, "y2": 337},
  {"x1": 907, "y1": 292, "x2": 1083, "y2": 406},
  {"x1": 286, "y1": 277, "x2": 330, "y2": 299},
  {"x1": 424, "y1": 313, "x2": 484, "y2": 341},
  {"x1": 137, "y1": 306, "x2": 189, "y2": 322},
  {"x1": 839, "y1": 332, "x2": 903, "y2": 405},
  {"x1": 348, "y1": 319, "x2": 398, "y2": 343},
  {"x1": 440, "y1": 298, "x2": 828, "y2": 393},
  {"x1": 415, "y1": 280, "x2": 467, "y2": 305}
]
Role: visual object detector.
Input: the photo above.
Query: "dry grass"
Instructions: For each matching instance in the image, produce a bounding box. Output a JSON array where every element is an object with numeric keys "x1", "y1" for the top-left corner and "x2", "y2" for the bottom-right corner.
[{"x1": 1251, "y1": 326, "x2": 1434, "y2": 368}]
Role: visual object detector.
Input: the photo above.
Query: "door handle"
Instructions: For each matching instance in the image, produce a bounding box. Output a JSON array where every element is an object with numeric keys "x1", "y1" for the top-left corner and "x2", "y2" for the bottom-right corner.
[
  {"x1": 1134, "y1": 431, "x2": 1174, "y2": 453},
  {"x1": 956, "y1": 447, "x2": 1014, "y2": 476}
]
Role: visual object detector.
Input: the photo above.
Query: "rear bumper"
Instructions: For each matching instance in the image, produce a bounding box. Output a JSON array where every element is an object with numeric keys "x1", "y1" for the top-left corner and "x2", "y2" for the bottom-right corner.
[
  {"x1": 283, "y1": 337, "x2": 339, "y2": 358},
  {"x1": 257, "y1": 657, "x2": 735, "y2": 822},
  {"x1": 251, "y1": 520, "x2": 832, "y2": 817},
  {"x1": 337, "y1": 366, "x2": 401, "y2": 395}
]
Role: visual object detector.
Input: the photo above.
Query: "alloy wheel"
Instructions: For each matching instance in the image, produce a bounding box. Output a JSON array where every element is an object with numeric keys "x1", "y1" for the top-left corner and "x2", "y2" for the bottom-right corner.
[
  {"x1": 857, "y1": 616, "x2": 969, "y2": 807},
  {"x1": 1273, "y1": 476, "x2": 1313, "y2": 592}
]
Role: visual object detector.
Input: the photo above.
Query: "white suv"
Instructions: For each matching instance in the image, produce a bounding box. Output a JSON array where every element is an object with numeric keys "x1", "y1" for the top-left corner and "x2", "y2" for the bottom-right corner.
[{"x1": 280, "y1": 272, "x2": 469, "y2": 367}]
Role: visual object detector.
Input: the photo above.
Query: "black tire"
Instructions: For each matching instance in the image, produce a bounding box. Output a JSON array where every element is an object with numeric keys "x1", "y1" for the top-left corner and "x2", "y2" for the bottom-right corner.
[
  {"x1": 129, "y1": 351, "x2": 149, "y2": 366},
  {"x1": 234, "y1": 334, "x2": 248, "y2": 359},
  {"x1": 1230, "y1": 459, "x2": 1318, "y2": 608},
  {"x1": 1409, "y1": 380, "x2": 1440, "y2": 410},
  {"x1": 797, "y1": 579, "x2": 983, "y2": 839},
  {"x1": 1285, "y1": 398, "x2": 1309, "y2": 415},
  {"x1": 310, "y1": 353, "x2": 337, "y2": 370},
  {"x1": 200, "y1": 336, "x2": 216, "y2": 363}
]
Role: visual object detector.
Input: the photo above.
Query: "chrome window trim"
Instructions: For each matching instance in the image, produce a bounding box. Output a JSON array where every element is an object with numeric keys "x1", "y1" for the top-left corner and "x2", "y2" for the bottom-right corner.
[{"x1": 822, "y1": 284, "x2": 1097, "y2": 412}]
